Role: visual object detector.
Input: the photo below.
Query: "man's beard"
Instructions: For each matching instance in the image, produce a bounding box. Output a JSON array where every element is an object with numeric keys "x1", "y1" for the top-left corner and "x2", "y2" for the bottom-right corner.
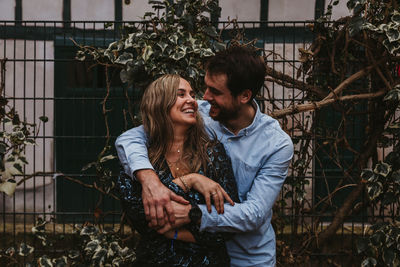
[{"x1": 209, "y1": 103, "x2": 240, "y2": 123}]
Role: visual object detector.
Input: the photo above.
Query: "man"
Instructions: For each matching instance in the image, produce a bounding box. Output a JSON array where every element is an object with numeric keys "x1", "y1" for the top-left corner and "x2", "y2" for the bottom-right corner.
[{"x1": 116, "y1": 45, "x2": 293, "y2": 266}]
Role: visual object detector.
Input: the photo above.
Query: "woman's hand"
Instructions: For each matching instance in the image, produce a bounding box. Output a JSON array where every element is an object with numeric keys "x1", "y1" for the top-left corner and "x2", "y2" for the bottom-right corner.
[{"x1": 186, "y1": 173, "x2": 234, "y2": 214}]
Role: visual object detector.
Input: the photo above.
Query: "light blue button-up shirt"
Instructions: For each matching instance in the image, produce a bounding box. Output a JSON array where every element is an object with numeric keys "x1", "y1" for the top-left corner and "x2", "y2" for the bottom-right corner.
[{"x1": 115, "y1": 100, "x2": 293, "y2": 267}]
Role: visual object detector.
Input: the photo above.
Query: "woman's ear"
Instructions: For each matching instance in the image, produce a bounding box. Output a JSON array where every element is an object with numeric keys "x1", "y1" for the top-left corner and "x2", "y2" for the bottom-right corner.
[{"x1": 239, "y1": 89, "x2": 252, "y2": 104}]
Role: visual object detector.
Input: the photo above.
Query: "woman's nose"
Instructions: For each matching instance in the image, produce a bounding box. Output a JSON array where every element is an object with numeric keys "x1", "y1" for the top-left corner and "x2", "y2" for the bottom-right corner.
[{"x1": 186, "y1": 94, "x2": 195, "y2": 102}]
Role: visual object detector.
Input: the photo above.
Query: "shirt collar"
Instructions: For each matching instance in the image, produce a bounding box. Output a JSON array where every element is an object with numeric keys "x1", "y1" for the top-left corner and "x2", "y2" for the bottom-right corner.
[{"x1": 219, "y1": 100, "x2": 262, "y2": 137}]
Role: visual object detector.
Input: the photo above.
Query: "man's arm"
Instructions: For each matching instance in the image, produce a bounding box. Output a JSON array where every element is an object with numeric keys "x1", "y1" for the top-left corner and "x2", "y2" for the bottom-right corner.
[
  {"x1": 156, "y1": 137, "x2": 293, "y2": 234},
  {"x1": 115, "y1": 126, "x2": 188, "y2": 227},
  {"x1": 198, "y1": 137, "x2": 293, "y2": 233}
]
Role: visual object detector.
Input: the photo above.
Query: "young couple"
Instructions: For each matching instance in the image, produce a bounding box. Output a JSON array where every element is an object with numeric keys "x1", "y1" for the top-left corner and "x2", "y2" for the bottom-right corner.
[{"x1": 116, "y1": 45, "x2": 293, "y2": 267}]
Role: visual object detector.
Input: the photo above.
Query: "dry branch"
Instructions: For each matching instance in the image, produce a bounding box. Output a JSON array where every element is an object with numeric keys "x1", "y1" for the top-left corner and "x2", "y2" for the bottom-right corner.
[
  {"x1": 270, "y1": 89, "x2": 386, "y2": 118},
  {"x1": 265, "y1": 65, "x2": 326, "y2": 98}
]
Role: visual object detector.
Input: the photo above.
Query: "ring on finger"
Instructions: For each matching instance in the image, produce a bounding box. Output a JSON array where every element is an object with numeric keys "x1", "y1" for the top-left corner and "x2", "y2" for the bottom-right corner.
[{"x1": 211, "y1": 192, "x2": 217, "y2": 196}]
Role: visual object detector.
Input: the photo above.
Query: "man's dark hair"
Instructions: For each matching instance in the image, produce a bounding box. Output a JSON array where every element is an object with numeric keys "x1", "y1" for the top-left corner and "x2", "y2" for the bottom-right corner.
[{"x1": 205, "y1": 45, "x2": 266, "y2": 100}]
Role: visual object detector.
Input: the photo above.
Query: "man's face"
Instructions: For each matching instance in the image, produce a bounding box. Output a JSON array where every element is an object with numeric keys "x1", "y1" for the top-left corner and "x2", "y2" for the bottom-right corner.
[{"x1": 203, "y1": 72, "x2": 240, "y2": 122}]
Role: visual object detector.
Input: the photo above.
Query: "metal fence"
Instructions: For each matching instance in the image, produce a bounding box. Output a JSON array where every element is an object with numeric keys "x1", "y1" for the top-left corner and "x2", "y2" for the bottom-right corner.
[{"x1": 0, "y1": 20, "x2": 390, "y2": 264}]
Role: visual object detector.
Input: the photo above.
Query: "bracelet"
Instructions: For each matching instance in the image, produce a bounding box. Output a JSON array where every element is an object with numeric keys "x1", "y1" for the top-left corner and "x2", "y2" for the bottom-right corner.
[
  {"x1": 179, "y1": 175, "x2": 190, "y2": 192},
  {"x1": 170, "y1": 229, "x2": 178, "y2": 252}
]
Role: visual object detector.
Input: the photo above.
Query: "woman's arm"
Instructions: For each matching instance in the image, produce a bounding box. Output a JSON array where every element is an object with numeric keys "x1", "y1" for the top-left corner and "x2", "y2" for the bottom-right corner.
[
  {"x1": 172, "y1": 174, "x2": 234, "y2": 213},
  {"x1": 163, "y1": 228, "x2": 196, "y2": 243}
]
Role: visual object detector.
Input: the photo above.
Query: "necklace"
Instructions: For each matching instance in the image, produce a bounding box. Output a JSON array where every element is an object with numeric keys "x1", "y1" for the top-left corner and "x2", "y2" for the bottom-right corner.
[
  {"x1": 166, "y1": 158, "x2": 181, "y2": 170},
  {"x1": 166, "y1": 146, "x2": 182, "y2": 171}
]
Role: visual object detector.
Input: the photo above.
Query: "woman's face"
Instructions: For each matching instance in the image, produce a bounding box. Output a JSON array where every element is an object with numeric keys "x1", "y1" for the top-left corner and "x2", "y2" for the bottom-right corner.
[{"x1": 169, "y1": 78, "x2": 198, "y2": 128}]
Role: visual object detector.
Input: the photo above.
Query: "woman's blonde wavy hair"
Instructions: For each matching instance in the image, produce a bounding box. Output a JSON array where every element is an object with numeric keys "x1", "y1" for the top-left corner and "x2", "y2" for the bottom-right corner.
[{"x1": 140, "y1": 74, "x2": 211, "y2": 172}]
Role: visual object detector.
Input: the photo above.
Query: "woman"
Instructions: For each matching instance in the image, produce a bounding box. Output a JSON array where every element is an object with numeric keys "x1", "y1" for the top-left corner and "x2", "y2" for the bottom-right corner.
[{"x1": 117, "y1": 74, "x2": 239, "y2": 266}]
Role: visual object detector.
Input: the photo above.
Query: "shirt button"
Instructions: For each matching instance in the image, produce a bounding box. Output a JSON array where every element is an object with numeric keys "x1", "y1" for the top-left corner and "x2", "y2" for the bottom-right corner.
[{"x1": 228, "y1": 139, "x2": 231, "y2": 142}]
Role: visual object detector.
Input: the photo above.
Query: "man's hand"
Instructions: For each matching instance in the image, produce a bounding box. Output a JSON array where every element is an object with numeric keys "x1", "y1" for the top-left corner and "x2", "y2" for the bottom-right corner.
[
  {"x1": 136, "y1": 169, "x2": 189, "y2": 227},
  {"x1": 154, "y1": 201, "x2": 192, "y2": 234}
]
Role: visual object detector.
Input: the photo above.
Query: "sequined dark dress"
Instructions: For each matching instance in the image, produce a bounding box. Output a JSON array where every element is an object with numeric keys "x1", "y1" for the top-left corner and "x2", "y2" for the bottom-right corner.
[{"x1": 117, "y1": 142, "x2": 239, "y2": 267}]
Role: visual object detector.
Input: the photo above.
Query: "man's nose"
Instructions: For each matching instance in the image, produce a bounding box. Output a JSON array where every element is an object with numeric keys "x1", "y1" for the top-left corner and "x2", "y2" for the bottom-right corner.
[{"x1": 203, "y1": 89, "x2": 211, "y2": 100}]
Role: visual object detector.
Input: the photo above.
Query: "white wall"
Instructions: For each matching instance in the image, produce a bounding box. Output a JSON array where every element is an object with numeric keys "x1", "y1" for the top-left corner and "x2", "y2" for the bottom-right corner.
[
  {"x1": 220, "y1": 0, "x2": 261, "y2": 21},
  {"x1": 123, "y1": 0, "x2": 153, "y2": 21},
  {"x1": 0, "y1": 0, "x2": 15, "y2": 20},
  {"x1": 269, "y1": 0, "x2": 315, "y2": 21},
  {"x1": 325, "y1": 0, "x2": 351, "y2": 19},
  {"x1": 22, "y1": 0, "x2": 63, "y2": 21},
  {"x1": 0, "y1": 39, "x2": 54, "y2": 221}
]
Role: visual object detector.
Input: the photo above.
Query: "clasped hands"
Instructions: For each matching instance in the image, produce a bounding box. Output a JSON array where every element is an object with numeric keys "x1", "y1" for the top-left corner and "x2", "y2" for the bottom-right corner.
[{"x1": 141, "y1": 172, "x2": 234, "y2": 234}]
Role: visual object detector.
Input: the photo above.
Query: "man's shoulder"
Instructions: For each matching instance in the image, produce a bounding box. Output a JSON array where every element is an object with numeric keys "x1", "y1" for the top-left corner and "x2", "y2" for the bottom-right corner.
[{"x1": 254, "y1": 113, "x2": 293, "y2": 149}]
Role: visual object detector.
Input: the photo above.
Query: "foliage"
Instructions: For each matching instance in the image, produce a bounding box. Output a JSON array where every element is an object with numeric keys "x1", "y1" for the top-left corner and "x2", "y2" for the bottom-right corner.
[
  {"x1": 76, "y1": 0, "x2": 224, "y2": 92},
  {"x1": 0, "y1": 59, "x2": 46, "y2": 196},
  {"x1": 356, "y1": 116, "x2": 400, "y2": 266},
  {"x1": 266, "y1": 0, "x2": 400, "y2": 265},
  {"x1": 0, "y1": 217, "x2": 135, "y2": 267}
]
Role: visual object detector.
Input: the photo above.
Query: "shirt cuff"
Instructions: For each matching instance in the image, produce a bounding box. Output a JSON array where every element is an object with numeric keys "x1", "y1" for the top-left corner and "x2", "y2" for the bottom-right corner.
[
  {"x1": 198, "y1": 204, "x2": 219, "y2": 232},
  {"x1": 128, "y1": 159, "x2": 155, "y2": 179}
]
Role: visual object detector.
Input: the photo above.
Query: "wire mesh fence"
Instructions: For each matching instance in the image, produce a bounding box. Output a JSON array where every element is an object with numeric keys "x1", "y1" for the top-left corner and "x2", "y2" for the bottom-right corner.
[{"x1": 0, "y1": 20, "x2": 395, "y2": 264}]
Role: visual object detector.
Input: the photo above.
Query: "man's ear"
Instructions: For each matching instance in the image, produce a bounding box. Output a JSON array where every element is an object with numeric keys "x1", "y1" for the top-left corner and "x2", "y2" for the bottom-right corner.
[{"x1": 239, "y1": 89, "x2": 252, "y2": 104}]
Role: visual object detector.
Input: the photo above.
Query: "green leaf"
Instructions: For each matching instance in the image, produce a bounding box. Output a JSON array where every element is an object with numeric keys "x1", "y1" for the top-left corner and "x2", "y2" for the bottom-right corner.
[
  {"x1": 392, "y1": 170, "x2": 400, "y2": 185},
  {"x1": 200, "y1": 48, "x2": 214, "y2": 57},
  {"x1": 24, "y1": 139, "x2": 36, "y2": 145},
  {"x1": 333, "y1": 0, "x2": 339, "y2": 5},
  {"x1": 142, "y1": 45, "x2": 153, "y2": 61},
  {"x1": 0, "y1": 179, "x2": 17, "y2": 196},
  {"x1": 5, "y1": 246, "x2": 15, "y2": 256},
  {"x1": 0, "y1": 96, "x2": 8, "y2": 106},
  {"x1": 157, "y1": 42, "x2": 168, "y2": 53},
  {"x1": 373, "y1": 162, "x2": 391, "y2": 177},
  {"x1": 39, "y1": 116, "x2": 48, "y2": 123},
  {"x1": 171, "y1": 51, "x2": 186, "y2": 61},
  {"x1": 349, "y1": 16, "x2": 365, "y2": 37},
  {"x1": 92, "y1": 248, "x2": 107, "y2": 265},
  {"x1": 19, "y1": 243, "x2": 34, "y2": 256},
  {"x1": 52, "y1": 256, "x2": 68, "y2": 267},
  {"x1": 383, "y1": 88, "x2": 400, "y2": 102},
  {"x1": 13, "y1": 163, "x2": 23, "y2": 173},
  {"x1": 104, "y1": 22, "x2": 113, "y2": 29},
  {"x1": 84, "y1": 240, "x2": 100, "y2": 255},
  {"x1": 382, "y1": 190, "x2": 396, "y2": 205},
  {"x1": 356, "y1": 237, "x2": 369, "y2": 254},
  {"x1": 68, "y1": 250, "x2": 80, "y2": 259},
  {"x1": 81, "y1": 225, "x2": 99, "y2": 236},
  {"x1": 81, "y1": 161, "x2": 96, "y2": 171},
  {"x1": 115, "y1": 52, "x2": 134, "y2": 65},
  {"x1": 361, "y1": 257, "x2": 377, "y2": 267},
  {"x1": 391, "y1": 11, "x2": 400, "y2": 24},
  {"x1": 0, "y1": 142, "x2": 7, "y2": 154},
  {"x1": 383, "y1": 248, "x2": 396, "y2": 265},
  {"x1": 168, "y1": 34, "x2": 179, "y2": 44},
  {"x1": 367, "y1": 182, "x2": 383, "y2": 201},
  {"x1": 203, "y1": 25, "x2": 218, "y2": 38},
  {"x1": 213, "y1": 41, "x2": 226, "y2": 52},
  {"x1": 19, "y1": 156, "x2": 28, "y2": 164},
  {"x1": 75, "y1": 51, "x2": 86, "y2": 61},
  {"x1": 386, "y1": 26, "x2": 400, "y2": 42},
  {"x1": 99, "y1": 155, "x2": 117, "y2": 163},
  {"x1": 38, "y1": 255, "x2": 53, "y2": 267}
]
